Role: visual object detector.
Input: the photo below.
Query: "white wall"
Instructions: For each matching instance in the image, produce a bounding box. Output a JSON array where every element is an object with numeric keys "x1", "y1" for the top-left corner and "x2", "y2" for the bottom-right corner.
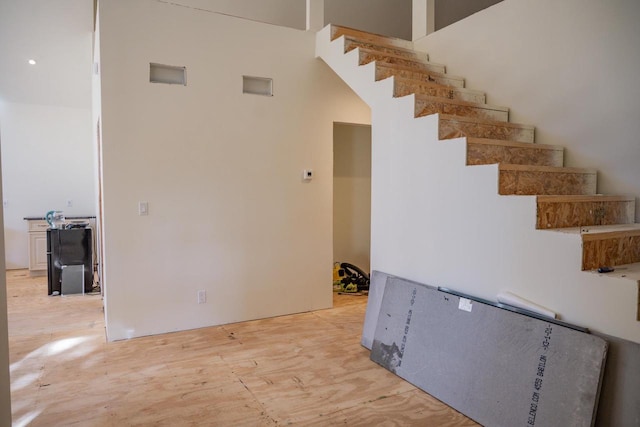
[
  {"x1": 333, "y1": 123, "x2": 371, "y2": 273},
  {"x1": 415, "y1": 0, "x2": 640, "y2": 221},
  {"x1": 99, "y1": 0, "x2": 370, "y2": 341},
  {"x1": 0, "y1": 102, "x2": 96, "y2": 269},
  {"x1": 325, "y1": 0, "x2": 413, "y2": 40},
  {"x1": 153, "y1": 0, "x2": 306, "y2": 29}
]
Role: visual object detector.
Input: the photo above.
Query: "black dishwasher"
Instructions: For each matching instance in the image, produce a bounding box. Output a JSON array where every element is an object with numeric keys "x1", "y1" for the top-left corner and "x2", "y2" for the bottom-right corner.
[{"x1": 46, "y1": 228, "x2": 93, "y2": 295}]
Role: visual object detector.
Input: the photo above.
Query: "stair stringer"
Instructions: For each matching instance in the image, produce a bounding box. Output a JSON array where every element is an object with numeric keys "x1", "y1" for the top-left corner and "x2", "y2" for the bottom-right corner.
[
  {"x1": 316, "y1": 25, "x2": 640, "y2": 344},
  {"x1": 316, "y1": 26, "x2": 396, "y2": 107}
]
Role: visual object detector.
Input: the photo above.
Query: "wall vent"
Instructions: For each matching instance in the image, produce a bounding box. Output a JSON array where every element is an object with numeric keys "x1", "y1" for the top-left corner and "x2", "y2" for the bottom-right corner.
[
  {"x1": 150, "y1": 63, "x2": 186, "y2": 85},
  {"x1": 242, "y1": 76, "x2": 273, "y2": 96}
]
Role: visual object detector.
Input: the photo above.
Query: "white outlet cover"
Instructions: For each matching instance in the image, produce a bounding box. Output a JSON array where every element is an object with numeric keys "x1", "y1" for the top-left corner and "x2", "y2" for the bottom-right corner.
[{"x1": 303, "y1": 169, "x2": 313, "y2": 181}]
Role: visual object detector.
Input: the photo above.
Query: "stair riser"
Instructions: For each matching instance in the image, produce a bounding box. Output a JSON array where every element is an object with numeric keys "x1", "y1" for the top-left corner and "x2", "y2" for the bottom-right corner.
[
  {"x1": 377, "y1": 66, "x2": 464, "y2": 88},
  {"x1": 582, "y1": 234, "x2": 640, "y2": 270},
  {"x1": 395, "y1": 82, "x2": 485, "y2": 104},
  {"x1": 344, "y1": 39, "x2": 427, "y2": 61},
  {"x1": 360, "y1": 52, "x2": 446, "y2": 74},
  {"x1": 537, "y1": 200, "x2": 635, "y2": 229},
  {"x1": 467, "y1": 143, "x2": 563, "y2": 167},
  {"x1": 416, "y1": 99, "x2": 508, "y2": 122},
  {"x1": 439, "y1": 117, "x2": 534, "y2": 143},
  {"x1": 499, "y1": 170, "x2": 597, "y2": 195}
]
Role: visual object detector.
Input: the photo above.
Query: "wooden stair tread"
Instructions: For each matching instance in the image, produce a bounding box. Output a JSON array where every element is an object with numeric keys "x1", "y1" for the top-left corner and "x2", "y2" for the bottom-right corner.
[
  {"x1": 499, "y1": 164, "x2": 596, "y2": 196},
  {"x1": 468, "y1": 138, "x2": 560, "y2": 151},
  {"x1": 439, "y1": 114, "x2": 534, "y2": 143},
  {"x1": 415, "y1": 94, "x2": 508, "y2": 113},
  {"x1": 343, "y1": 36, "x2": 428, "y2": 60},
  {"x1": 537, "y1": 194, "x2": 635, "y2": 203},
  {"x1": 440, "y1": 114, "x2": 534, "y2": 131},
  {"x1": 467, "y1": 138, "x2": 564, "y2": 167},
  {"x1": 536, "y1": 194, "x2": 635, "y2": 229},
  {"x1": 357, "y1": 48, "x2": 446, "y2": 73},
  {"x1": 544, "y1": 225, "x2": 640, "y2": 271},
  {"x1": 416, "y1": 95, "x2": 509, "y2": 122},
  {"x1": 580, "y1": 224, "x2": 640, "y2": 240},
  {"x1": 330, "y1": 24, "x2": 413, "y2": 50},
  {"x1": 544, "y1": 224, "x2": 640, "y2": 236},
  {"x1": 579, "y1": 225, "x2": 640, "y2": 271},
  {"x1": 393, "y1": 75, "x2": 485, "y2": 98},
  {"x1": 499, "y1": 164, "x2": 596, "y2": 174},
  {"x1": 375, "y1": 63, "x2": 465, "y2": 86}
]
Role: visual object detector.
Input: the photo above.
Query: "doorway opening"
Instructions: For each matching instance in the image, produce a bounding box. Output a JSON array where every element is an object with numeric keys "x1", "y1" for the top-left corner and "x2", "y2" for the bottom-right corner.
[{"x1": 333, "y1": 122, "x2": 372, "y2": 279}]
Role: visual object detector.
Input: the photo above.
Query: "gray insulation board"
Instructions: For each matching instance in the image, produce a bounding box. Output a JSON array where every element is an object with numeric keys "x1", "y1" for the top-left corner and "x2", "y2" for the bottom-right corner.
[
  {"x1": 361, "y1": 271, "x2": 393, "y2": 350},
  {"x1": 361, "y1": 271, "x2": 434, "y2": 350},
  {"x1": 592, "y1": 332, "x2": 640, "y2": 427},
  {"x1": 370, "y1": 277, "x2": 608, "y2": 427}
]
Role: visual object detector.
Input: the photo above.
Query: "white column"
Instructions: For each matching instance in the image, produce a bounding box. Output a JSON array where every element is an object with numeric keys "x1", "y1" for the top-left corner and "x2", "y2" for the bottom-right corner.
[
  {"x1": 427, "y1": 0, "x2": 435, "y2": 35},
  {"x1": 306, "y1": 0, "x2": 324, "y2": 31},
  {"x1": 412, "y1": 0, "x2": 435, "y2": 40}
]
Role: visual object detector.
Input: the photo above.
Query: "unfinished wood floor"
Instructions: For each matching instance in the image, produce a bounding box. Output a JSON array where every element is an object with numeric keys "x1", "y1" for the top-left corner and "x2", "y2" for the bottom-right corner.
[{"x1": 7, "y1": 270, "x2": 477, "y2": 426}]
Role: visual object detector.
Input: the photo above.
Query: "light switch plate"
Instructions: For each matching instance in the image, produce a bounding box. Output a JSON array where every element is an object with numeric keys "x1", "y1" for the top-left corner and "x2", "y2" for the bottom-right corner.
[
  {"x1": 138, "y1": 201, "x2": 149, "y2": 216},
  {"x1": 197, "y1": 290, "x2": 206, "y2": 304}
]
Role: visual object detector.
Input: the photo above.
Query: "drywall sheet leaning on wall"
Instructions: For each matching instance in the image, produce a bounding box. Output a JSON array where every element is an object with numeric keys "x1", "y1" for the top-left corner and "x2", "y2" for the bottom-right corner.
[
  {"x1": 361, "y1": 271, "x2": 437, "y2": 350},
  {"x1": 592, "y1": 332, "x2": 640, "y2": 427},
  {"x1": 370, "y1": 277, "x2": 608, "y2": 427},
  {"x1": 361, "y1": 270, "x2": 393, "y2": 349}
]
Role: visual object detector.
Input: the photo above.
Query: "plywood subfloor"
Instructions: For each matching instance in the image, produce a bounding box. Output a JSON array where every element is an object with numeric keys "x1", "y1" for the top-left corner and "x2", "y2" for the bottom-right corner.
[{"x1": 6, "y1": 270, "x2": 477, "y2": 426}]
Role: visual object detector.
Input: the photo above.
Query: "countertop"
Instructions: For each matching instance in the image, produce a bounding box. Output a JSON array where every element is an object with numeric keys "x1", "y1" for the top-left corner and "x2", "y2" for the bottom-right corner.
[{"x1": 23, "y1": 216, "x2": 96, "y2": 221}]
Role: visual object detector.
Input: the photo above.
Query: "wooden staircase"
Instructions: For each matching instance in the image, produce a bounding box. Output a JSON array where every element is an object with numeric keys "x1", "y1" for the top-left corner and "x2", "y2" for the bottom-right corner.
[{"x1": 327, "y1": 25, "x2": 640, "y2": 278}]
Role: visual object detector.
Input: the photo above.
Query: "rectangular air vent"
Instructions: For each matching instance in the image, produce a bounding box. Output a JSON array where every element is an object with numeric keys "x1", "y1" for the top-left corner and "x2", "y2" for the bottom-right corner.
[
  {"x1": 242, "y1": 76, "x2": 273, "y2": 96},
  {"x1": 150, "y1": 63, "x2": 186, "y2": 85}
]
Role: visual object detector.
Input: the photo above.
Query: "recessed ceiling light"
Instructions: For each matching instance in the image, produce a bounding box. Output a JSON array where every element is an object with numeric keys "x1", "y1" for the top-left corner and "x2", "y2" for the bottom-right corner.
[{"x1": 28, "y1": 59, "x2": 36, "y2": 65}]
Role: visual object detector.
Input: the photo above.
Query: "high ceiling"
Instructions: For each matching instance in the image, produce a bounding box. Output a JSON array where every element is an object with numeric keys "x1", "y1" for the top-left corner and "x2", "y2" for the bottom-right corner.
[{"x1": 0, "y1": 0, "x2": 93, "y2": 109}]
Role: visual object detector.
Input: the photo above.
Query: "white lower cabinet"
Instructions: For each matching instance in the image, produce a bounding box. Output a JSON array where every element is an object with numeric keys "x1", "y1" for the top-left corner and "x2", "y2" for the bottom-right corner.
[
  {"x1": 27, "y1": 220, "x2": 50, "y2": 276},
  {"x1": 28, "y1": 232, "x2": 49, "y2": 272}
]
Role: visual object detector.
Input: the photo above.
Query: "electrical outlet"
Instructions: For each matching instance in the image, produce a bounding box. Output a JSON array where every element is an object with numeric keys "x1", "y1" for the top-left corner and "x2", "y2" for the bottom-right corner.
[
  {"x1": 302, "y1": 169, "x2": 313, "y2": 181},
  {"x1": 66, "y1": 199, "x2": 73, "y2": 208},
  {"x1": 197, "y1": 290, "x2": 206, "y2": 304}
]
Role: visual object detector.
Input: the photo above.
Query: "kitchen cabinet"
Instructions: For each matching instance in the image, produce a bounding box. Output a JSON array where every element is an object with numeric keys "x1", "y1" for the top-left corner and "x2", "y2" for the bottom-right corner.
[
  {"x1": 27, "y1": 220, "x2": 50, "y2": 275},
  {"x1": 25, "y1": 217, "x2": 97, "y2": 276},
  {"x1": 29, "y1": 230, "x2": 49, "y2": 272}
]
